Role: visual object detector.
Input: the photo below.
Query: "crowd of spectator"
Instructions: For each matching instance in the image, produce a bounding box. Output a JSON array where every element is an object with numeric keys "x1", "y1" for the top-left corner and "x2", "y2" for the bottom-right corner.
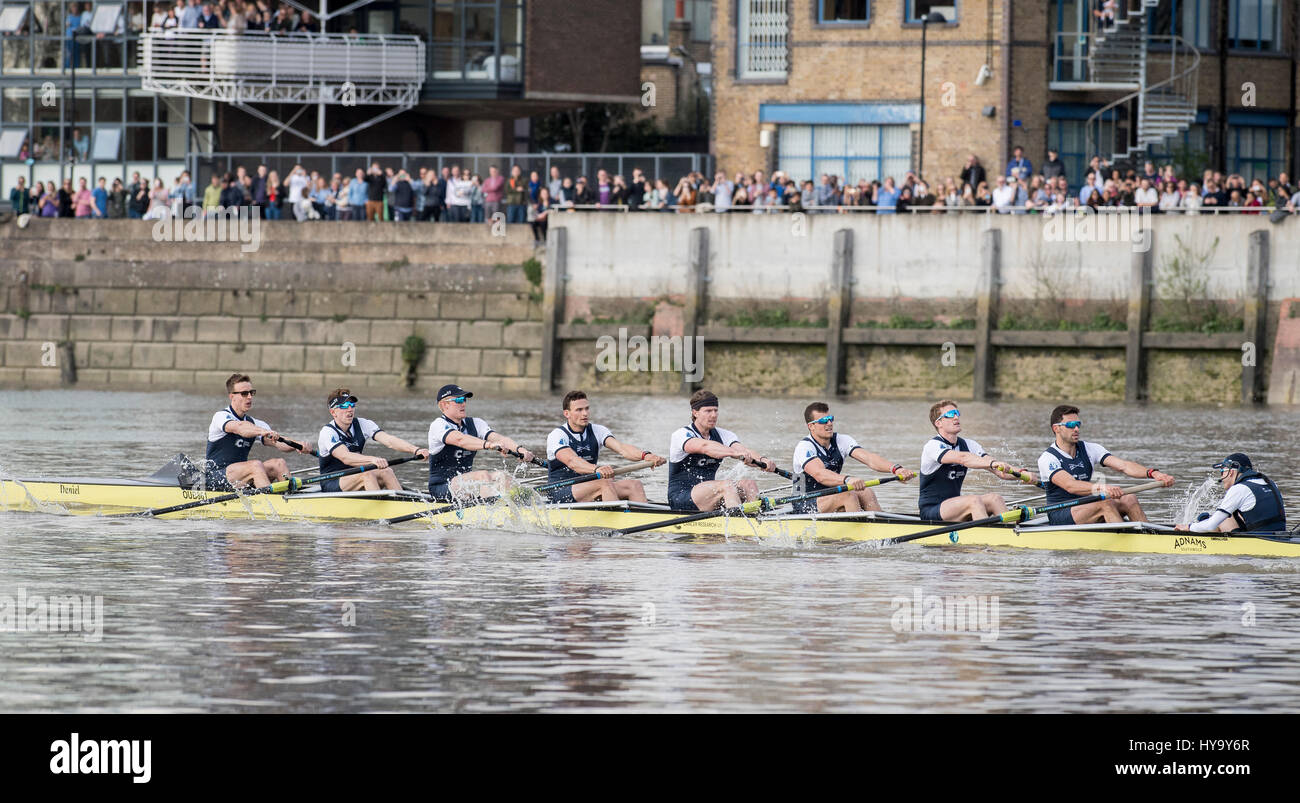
[
  {"x1": 146, "y1": 0, "x2": 323, "y2": 35},
  {"x1": 10, "y1": 149, "x2": 1300, "y2": 245}
]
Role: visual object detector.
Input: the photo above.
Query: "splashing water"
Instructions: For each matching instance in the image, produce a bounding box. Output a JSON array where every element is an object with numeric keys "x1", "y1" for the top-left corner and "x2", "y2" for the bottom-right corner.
[{"x1": 1177, "y1": 476, "x2": 1220, "y2": 526}]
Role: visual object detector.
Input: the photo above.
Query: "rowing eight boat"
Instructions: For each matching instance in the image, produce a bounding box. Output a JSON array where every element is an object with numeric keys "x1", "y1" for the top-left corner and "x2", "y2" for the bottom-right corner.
[{"x1": 2, "y1": 472, "x2": 1298, "y2": 559}]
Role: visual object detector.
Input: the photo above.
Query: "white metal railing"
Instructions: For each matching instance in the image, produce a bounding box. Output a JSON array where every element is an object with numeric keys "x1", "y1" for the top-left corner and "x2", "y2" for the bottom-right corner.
[
  {"x1": 1086, "y1": 35, "x2": 1200, "y2": 165},
  {"x1": 142, "y1": 29, "x2": 425, "y2": 105}
]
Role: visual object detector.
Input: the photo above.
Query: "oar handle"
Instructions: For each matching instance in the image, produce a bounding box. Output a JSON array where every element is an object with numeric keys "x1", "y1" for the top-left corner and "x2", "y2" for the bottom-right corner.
[
  {"x1": 744, "y1": 457, "x2": 793, "y2": 479},
  {"x1": 278, "y1": 437, "x2": 319, "y2": 457},
  {"x1": 536, "y1": 460, "x2": 656, "y2": 492},
  {"x1": 495, "y1": 444, "x2": 548, "y2": 468}
]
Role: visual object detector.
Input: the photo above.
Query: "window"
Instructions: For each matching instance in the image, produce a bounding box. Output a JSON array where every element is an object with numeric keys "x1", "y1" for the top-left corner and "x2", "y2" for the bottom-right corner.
[
  {"x1": 906, "y1": 1, "x2": 956, "y2": 24},
  {"x1": 778, "y1": 124, "x2": 911, "y2": 185},
  {"x1": 1048, "y1": 119, "x2": 1086, "y2": 189},
  {"x1": 1228, "y1": 125, "x2": 1285, "y2": 184},
  {"x1": 737, "y1": 0, "x2": 787, "y2": 79},
  {"x1": 0, "y1": 6, "x2": 28, "y2": 34},
  {"x1": 1228, "y1": 0, "x2": 1280, "y2": 51},
  {"x1": 819, "y1": 0, "x2": 869, "y2": 24},
  {"x1": 1148, "y1": 0, "x2": 1210, "y2": 49}
]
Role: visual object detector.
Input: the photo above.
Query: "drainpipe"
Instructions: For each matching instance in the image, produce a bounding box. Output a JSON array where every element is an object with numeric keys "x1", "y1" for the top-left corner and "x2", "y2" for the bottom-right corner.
[
  {"x1": 1000, "y1": 0, "x2": 1012, "y2": 167},
  {"x1": 1217, "y1": 0, "x2": 1228, "y2": 172}
]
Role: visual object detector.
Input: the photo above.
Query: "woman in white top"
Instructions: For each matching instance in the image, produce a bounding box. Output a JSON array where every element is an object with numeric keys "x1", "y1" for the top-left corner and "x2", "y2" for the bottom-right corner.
[
  {"x1": 1182, "y1": 183, "x2": 1203, "y2": 214},
  {"x1": 226, "y1": 2, "x2": 248, "y2": 33},
  {"x1": 1158, "y1": 182, "x2": 1181, "y2": 213},
  {"x1": 145, "y1": 179, "x2": 170, "y2": 220},
  {"x1": 150, "y1": 3, "x2": 169, "y2": 31}
]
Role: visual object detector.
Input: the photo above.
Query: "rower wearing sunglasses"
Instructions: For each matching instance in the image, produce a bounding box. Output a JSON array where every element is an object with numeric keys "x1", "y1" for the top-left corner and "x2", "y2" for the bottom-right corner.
[
  {"x1": 317, "y1": 388, "x2": 429, "y2": 493},
  {"x1": 427, "y1": 384, "x2": 536, "y2": 502},
  {"x1": 667, "y1": 389, "x2": 777, "y2": 511},
  {"x1": 1037, "y1": 404, "x2": 1174, "y2": 525},
  {"x1": 792, "y1": 402, "x2": 914, "y2": 513},
  {"x1": 204, "y1": 373, "x2": 312, "y2": 490},
  {"x1": 918, "y1": 400, "x2": 1037, "y2": 522},
  {"x1": 1174, "y1": 453, "x2": 1286, "y2": 534}
]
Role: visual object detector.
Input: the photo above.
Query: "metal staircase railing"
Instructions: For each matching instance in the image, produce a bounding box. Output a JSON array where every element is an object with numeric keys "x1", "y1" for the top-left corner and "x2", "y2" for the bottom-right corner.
[
  {"x1": 1051, "y1": 0, "x2": 1201, "y2": 168},
  {"x1": 1085, "y1": 33, "x2": 1200, "y2": 167}
]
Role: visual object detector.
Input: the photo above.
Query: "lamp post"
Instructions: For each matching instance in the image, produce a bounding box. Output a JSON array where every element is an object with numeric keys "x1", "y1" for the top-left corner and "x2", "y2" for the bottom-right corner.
[
  {"x1": 66, "y1": 24, "x2": 93, "y2": 168},
  {"x1": 918, "y1": 11, "x2": 947, "y2": 180}
]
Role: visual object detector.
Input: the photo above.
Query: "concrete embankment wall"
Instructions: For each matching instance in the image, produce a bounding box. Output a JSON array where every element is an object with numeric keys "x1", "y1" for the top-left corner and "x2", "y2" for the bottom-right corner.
[
  {"x1": 550, "y1": 212, "x2": 1299, "y2": 404},
  {"x1": 0, "y1": 220, "x2": 544, "y2": 394}
]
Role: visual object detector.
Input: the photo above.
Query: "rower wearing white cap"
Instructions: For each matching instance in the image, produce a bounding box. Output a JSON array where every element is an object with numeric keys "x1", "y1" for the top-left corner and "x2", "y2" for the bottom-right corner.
[
  {"x1": 317, "y1": 387, "x2": 428, "y2": 493},
  {"x1": 427, "y1": 384, "x2": 536, "y2": 502}
]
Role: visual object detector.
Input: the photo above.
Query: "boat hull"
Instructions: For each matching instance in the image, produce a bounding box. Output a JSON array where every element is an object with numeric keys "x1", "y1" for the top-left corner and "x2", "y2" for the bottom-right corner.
[{"x1": 3, "y1": 477, "x2": 1298, "y2": 558}]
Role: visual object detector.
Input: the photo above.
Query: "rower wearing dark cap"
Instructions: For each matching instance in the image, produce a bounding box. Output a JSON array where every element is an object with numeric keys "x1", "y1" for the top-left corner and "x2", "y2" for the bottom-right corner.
[
  {"x1": 1175, "y1": 453, "x2": 1287, "y2": 534},
  {"x1": 666, "y1": 389, "x2": 777, "y2": 511},
  {"x1": 316, "y1": 388, "x2": 428, "y2": 493},
  {"x1": 426, "y1": 384, "x2": 536, "y2": 501}
]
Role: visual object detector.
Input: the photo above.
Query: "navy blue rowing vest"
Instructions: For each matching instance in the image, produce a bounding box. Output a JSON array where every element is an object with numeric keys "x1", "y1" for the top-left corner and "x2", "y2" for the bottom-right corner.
[
  {"x1": 206, "y1": 407, "x2": 257, "y2": 470},
  {"x1": 319, "y1": 419, "x2": 367, "y2": 476},
  {"x1": 794, "y1": 435, "x2": 846, "y2": 494},
  {"x1": 1232, "y1": 471, "x2": 1287, "y2": 533},
  {"x1": 918, "y1": 436, "x2": 972, "y2": 508},
  {"x1": 668, "y1": 424, "x2": 727, "y2": 496},
  {"x1": 548, "y1": 424, "x2": 600, "y2": 484},
  {"x1": 429, "y1": 415, "x2": 481, "y2": 488},
  {"x1": 1044, "y1": 443, "x2": 1099, "y2": 506}
]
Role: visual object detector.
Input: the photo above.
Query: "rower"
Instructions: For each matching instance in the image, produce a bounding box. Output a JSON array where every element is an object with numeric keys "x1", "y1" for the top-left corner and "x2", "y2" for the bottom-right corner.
[
  {"x1": 918, "y1": 400, "x2": 1037, "y2": 522},
  {"x1": 1175, "y1": 453, "x2": 1287, "y2": 534},
  {"x1": 1037, "y1": 404, "x2": 1174, "y2": 525},
  {"x1": 316, "y1": 388, "x2": 429, "y2": 493},
  {"x1": 667, "y1": 389, "x2": 777, "y2": 511},
  {"x1": 545, "y1": 390, "x2": 666, "y2": 503},
  {"x1": 427, "y1": 384, "x2": 536, "y2": 502},
  {"x1": 204, "y1": 373, "x2": 311, "y2": 490},
  {"x1": 792, "y1": 402, "x2": 914, "y2": 513}
]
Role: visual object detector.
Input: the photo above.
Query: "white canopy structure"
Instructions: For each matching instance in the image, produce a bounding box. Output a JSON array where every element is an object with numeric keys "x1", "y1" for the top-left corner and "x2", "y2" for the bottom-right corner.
[{"x1": 142, "y1": 28, "x2": 426, "y2": 146}]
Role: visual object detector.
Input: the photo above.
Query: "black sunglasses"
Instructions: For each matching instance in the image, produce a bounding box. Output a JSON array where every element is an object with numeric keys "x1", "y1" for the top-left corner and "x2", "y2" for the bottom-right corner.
[{"x1": 231, "y1": 389, "x2": 256, "y2": 397}]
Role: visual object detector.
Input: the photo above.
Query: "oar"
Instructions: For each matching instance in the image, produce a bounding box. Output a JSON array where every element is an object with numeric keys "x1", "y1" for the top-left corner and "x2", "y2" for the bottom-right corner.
[
  {"x1": 278, "y1": 437, "x2": 319, "y2": 457},
  {"x1": 492, "y1": 444, "x2": 548, "y2": 469},
  {"x1": 380, "y1": 460, "x2": 657, "y2": 526},
  {"x1": 114, "y1": 455, "x2": 425, "y2": 519},
  {"x1": 613, "y1": 475, "x2": 902, "y2": 536},
  {"x1": 745, "y1": 457, "x2": 794, "y2": 480},
  {"x1": 886, "y1": 479, "x2": 1167, "y2": 546},
  {"x1": 534, "y1": 460, "x2": 655, "y2": 492}
]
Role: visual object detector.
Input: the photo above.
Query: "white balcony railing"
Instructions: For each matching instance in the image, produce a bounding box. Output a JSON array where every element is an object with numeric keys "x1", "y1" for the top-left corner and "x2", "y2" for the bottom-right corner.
[{"x1": 142, "y1": 29, "x2": 425, "y2": 106}]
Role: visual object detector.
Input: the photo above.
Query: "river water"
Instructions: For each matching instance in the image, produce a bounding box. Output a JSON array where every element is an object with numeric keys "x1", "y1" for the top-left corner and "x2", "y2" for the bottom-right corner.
[{"x1": 1, "y1": 389, "x2": 1297, "y2": 713}]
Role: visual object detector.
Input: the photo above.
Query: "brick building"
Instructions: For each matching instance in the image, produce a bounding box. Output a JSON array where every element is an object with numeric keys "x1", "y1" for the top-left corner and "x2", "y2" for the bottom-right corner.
[{"x1": 712, "y1": 1, "x2": 1300, "y2": 187}]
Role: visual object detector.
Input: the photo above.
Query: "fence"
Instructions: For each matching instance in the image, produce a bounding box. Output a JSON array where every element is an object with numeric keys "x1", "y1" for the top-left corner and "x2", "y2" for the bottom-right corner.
[{"x1": 196, "y1": 152, "x2": 714, "y2": 189}]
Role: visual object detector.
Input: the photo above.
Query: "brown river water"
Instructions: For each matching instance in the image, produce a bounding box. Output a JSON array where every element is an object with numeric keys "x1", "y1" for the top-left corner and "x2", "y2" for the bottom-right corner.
[{"x1": 0, "y1": 389, "x2": 1297, "y2": 712}]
